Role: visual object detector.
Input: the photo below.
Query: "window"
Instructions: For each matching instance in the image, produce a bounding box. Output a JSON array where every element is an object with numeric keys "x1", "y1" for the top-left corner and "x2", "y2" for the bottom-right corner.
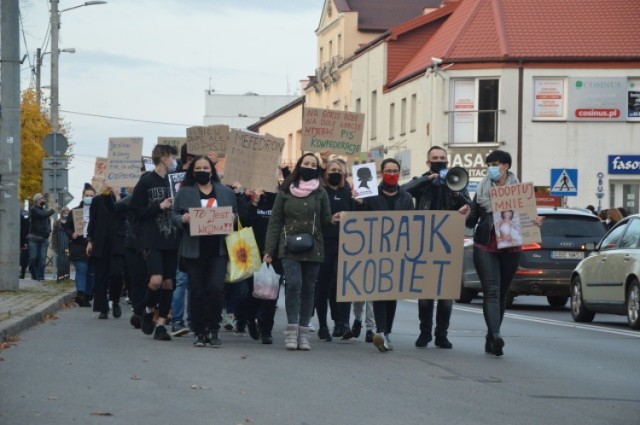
[
  {"x1": 600, "y1": 225, "x2": 626, "y2": 251},
  {"x1": 450, "y1": 78, "x2": 500, "y2": 144},
  {"x1": 410, "y1": 94, "x2": 417, "y2": 131},
  {"x1": 329, "y1": 40, "x2": 333, "y2": 59},
  {"x1": 371, "y1": 91, "x2": 377, "y2": 139},
  {"x1": 337, "y1": 34, "x2": 342, "y2": 58},
  {"x1": 619, "y1": 218, "x2": 640, "y2": 249},
  {"x1": 319, "y1": 47, "x2": 323, "y2": 65},
  {"x1": 400, "y1": 98, "x2": 407, "y2": 135},
  {"x1": 389, "y1": 103, "x2": 395, "y2": 140}
]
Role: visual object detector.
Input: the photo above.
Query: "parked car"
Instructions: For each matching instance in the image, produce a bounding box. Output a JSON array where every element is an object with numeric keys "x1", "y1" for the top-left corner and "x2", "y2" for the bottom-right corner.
[
  {"x1": 458, "y1": 207, "x2": 606, "y2": 307},
  {"x1": 570, "y1": 214, "x2": 640, "y2": 329}
]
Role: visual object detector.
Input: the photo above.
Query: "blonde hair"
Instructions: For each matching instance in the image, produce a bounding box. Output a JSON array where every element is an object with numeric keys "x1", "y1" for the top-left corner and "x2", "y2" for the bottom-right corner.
[
  {"x1": 608, "y1": 208, "x2": 623, "y2": 222},
  {"x1": 323, "y1": 159, "x2": 345, "y2": 188}
]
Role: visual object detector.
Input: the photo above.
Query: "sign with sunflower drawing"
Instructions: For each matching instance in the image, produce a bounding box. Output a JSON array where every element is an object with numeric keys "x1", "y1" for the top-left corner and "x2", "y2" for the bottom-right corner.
[{"x1": 225, "y1": 221, "x2": 261, "y2": 283}]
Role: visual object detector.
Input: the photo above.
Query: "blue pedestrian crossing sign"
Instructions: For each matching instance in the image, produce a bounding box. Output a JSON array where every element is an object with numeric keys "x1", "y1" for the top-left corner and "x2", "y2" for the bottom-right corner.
[{"x1": 550, "y1": 168, "x2": 578, "y2": 196}]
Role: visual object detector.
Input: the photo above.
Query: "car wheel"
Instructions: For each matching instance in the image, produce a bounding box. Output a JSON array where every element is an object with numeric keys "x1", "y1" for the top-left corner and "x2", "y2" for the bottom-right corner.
[
  {"x1": 505, "y1": 291, "x2": 515, "y2": 309},
  {"x1": 547, "y1": 295, "x2": 568, "y2": 307},
  {"x1": 456, "y1": 284, "x2": 476, "y2": 304},
  {"x1": 626, "y1": 279, "x2": 640, "y2": 330},
  {"x1": 571, "y1": 276, "x2": 595, "y2": 323}
]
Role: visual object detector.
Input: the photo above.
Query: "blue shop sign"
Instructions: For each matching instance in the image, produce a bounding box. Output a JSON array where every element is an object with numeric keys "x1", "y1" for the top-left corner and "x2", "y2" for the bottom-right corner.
[{"x1": 608, "y1": 155, "x2": 640, "y2": 174}]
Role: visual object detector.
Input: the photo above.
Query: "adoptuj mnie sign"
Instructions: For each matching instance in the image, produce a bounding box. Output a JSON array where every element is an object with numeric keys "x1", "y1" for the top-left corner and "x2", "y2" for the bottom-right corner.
[{"x1": 337, "y1": 211, "x2": 464, "y2": 302}]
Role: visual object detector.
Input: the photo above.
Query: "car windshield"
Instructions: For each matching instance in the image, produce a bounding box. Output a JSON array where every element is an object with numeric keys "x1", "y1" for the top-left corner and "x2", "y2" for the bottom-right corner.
[{"x1": 541, "y1": 216, "x2": 606, "y2": 238}]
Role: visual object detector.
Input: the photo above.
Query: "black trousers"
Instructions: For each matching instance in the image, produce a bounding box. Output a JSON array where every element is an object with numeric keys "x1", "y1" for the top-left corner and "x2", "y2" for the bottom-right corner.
[
  {"x1": 373, "y1": 300, "x2": 397, "y2": 334},
  {"x1": 124, "y1": 246, "x2": 148, "y2": 317},
  {"x1": 92, "y1": 252, "x2": 125, "y2": 314},
  {"x1": 184, "y1": 255, "x2": 226, "y2": 335},
  {"x1": 315, "y1": 243, "x2": 351, "y2": 328}
]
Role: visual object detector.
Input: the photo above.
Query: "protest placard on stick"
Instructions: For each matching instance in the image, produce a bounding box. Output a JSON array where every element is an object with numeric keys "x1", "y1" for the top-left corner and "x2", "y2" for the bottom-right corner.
[
  {"x1": 301, "y1": 107, "x2": 364, "y2": 156},
  {"x1": 337, "y1": 210, "x2": 464, "y2": 302},
  {"x1": 105, "y1": 138, "x2": 143, "y2": 188},
  {"x1": 186, "y1": 125, "x2": 229, "y2": 156},
  {"x1": 72, "y1": 209, "x2": 84, "y2": 234},
  {"x1": 157, "y1": 136, "x2": 186, "y2": 151},
  {"x1": 223, "y1": 129, "x2": 284, "y2": 191},
  {"x1": 188, "y1": 206, "x2": 234, "y2": 236},
  {"x1": 490, "y1": 182, "x2": 541, "y2": 249}
]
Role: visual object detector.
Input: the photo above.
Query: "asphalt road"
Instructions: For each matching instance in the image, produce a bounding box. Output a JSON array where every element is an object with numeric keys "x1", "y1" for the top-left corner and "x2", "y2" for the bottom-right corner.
[{"x1": 1, "y1": 293, "x2": 638, "y2": 425}]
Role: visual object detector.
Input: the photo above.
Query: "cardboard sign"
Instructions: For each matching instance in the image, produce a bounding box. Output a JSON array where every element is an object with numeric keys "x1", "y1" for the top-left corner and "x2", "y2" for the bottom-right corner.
[
  {"x1": 106, "y1": 137, "x2": 143, "y2": 187},
  {"x1": 301, "y1": 107, "x2": 364, "y2": 155},
  {"x1": 157, "y1": 136, "x2": 186, "y2": 151},
  {"x1": 186, "y1": 125, "x2": 229, "y2": 156},
  {"x1": 223, "y1": 129, "x2": 284, "y2": 191},
  {"x1": 188, "y1": 206, "x2": 234, "y2": 236},
  {"x1": 337, "y1": 211, "x2": 464, "y2": 301},
  {"x1": 490, "y1": 182, "x2": 541, "y2": 248},
  {"x1": 72, "y1": 209, "x2": 84, "y2": 234},
  {"x1": 91, "y1": 156, "x2": 107, "y2": 192},
  {"x1": 352, "y1": 162, "x2": 378, "y2": 199},
  {"x1": 168, "y1": 172, "x2": 186, "y2": 199},
  {"x1": 141, "y1": 156, "x2": 154, "y2": 172}
]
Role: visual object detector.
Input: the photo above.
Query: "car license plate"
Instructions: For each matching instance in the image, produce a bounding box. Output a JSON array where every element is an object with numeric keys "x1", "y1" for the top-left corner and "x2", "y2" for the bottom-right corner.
[{"x1": 551, "y1": 251, "x2": 584, "y2": 260}]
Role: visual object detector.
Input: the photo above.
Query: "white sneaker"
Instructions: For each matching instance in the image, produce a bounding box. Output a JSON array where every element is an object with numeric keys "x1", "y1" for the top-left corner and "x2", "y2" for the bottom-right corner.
[
  {"x1": 222, "y1": 314, "x2": 236, "y2": 332},
  {"x1": 307, "y1": 322, "x2": 316, "y2": 332}
]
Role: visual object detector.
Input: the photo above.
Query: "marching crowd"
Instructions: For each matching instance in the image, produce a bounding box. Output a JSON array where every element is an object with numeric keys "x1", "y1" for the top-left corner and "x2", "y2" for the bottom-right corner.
[{"x1": 25, "y1": 144, "x2": 547, "y2": 357}]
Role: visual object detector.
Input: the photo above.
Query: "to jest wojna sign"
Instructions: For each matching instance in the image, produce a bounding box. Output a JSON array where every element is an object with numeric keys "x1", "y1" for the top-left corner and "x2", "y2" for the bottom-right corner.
[{"x1": 337, "y1": 211, "x2": 464, "y2": 302}]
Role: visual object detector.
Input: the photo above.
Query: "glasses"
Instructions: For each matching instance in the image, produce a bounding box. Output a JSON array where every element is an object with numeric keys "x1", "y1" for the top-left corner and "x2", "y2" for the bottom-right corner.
[{"x1": 383, "y1": 169, "x2": 400, "y2": 174}]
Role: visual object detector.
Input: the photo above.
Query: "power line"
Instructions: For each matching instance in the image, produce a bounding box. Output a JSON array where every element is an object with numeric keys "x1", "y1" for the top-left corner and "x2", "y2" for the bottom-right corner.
[{"x1": 60, "y1": 109, "x2": 199, "y2": 126}]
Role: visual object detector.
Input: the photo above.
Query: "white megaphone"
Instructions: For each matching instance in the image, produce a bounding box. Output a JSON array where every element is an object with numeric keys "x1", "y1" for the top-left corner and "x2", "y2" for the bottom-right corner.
[{"x1": 441, "y1": 166, "x2": 469, "y2": 192}]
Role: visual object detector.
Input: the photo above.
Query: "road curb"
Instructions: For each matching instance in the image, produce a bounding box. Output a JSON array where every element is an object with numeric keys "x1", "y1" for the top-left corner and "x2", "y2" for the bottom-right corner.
[{"x1": 0, "y1": 289, "x2": 76, "y2": 340}]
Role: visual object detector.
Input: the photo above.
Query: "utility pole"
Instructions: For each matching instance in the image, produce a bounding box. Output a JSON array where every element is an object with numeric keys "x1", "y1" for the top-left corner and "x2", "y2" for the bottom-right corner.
[
  {"x1": 0, "y1": 0, "x2": 22, "y2": 290},
  {"x1": 36, "y1": 48, "x2": 42, "y2": 105}
]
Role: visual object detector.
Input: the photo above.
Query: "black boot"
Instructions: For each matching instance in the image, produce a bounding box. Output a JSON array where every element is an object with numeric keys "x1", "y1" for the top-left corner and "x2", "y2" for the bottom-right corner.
[{"x1": 491, "y1": 333, "x2": 504, "y2": 357}]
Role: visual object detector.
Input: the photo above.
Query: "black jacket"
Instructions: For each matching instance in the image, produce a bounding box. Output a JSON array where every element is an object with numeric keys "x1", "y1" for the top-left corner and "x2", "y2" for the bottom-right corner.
[
  {"x1": 401, "y1": 173, "x2": 470, "y2": 211},
  {"x1": 64, "y1": 204, "x2": 89, "y2": 261},
  {"x1": 29, "y1": 204, "x2": 55, "y2": 238},
  {"x1": 465, "y1": 193, "x2": 494, "y2": 245},
  {"x1": 323, "y1": 185, "x2": 354, "y2": 243},
  {"x1": 87, "y1": 193, "x2": 128, "y2": 258},
  {"x1": 359, "y1": 184, "x2": 414, "y2": 212}
]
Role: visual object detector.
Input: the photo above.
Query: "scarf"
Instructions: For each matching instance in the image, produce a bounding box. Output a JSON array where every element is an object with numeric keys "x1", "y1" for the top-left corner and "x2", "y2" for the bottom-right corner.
[
  {"x1": 476, "y1": 171, "x2": 519, "y2": 213},
  {"x1": 289, "y1": 178, "x2": 320, "y2": 198},
  {"x1": 82, "y1": 204, "x2": 91, "y2": 238}
]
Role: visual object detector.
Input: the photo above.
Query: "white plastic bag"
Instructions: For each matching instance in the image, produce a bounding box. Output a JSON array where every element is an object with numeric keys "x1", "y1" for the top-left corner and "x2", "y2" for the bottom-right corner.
[{"x1": 253, "y1": 262, "x2": 280, "y2": 300}]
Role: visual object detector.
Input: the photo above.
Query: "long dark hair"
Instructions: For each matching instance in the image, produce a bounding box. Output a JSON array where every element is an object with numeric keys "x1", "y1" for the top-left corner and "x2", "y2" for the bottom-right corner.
[
  {"x1": 280, "y1": 152, "x2": 319, "y2": 193},
  {"x1": 182, "y1": 155, "x2": 220, "y2": 187}
]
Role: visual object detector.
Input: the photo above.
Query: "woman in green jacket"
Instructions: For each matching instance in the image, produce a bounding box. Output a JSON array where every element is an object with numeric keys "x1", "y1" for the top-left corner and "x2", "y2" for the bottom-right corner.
[{"x1": 263, "y1": 153, "x2": 336, "y2": 350}]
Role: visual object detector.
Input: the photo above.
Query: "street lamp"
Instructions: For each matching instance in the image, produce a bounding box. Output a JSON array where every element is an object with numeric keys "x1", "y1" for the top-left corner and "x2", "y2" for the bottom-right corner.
[
  {"x1": 35, "y1": 47, "x2": 75, "y2": 105},
  {"x1": 50, "y1": 0, "x2": 106, "y2": 132}
]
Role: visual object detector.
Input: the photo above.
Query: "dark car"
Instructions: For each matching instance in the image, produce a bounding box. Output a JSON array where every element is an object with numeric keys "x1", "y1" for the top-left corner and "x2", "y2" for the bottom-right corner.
[{"x1": 458, "y1": 207, "x2": 606, "y2": 307}]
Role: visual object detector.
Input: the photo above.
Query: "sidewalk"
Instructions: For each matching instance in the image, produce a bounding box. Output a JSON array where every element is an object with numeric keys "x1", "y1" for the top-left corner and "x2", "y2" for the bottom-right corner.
[{"x1": 0, "y1": 276, "x2": 76, "y2": 340}]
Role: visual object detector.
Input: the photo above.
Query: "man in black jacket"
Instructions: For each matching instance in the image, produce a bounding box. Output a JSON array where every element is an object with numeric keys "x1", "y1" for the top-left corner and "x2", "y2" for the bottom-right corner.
[
  {"x1": 28, "y1": 193, "x2": 57, "y2": 281},
  {"x1": 401, "y1": 146, "x2": 470, "y2": 349}
]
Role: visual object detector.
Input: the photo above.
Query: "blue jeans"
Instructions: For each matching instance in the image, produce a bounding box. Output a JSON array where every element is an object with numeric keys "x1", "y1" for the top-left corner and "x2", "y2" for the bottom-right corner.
[
  {"x1": 171, "y1": 268, "x2": 190, "y2": 327},
  {"x1": 473, "y1": 247, "x2": 521, "y2": 336},
  {"x1": 282, "y1": 259, "x2": 320, "y2": 326},
  {"x1": 28, "y1": 236, "x2": 49, "y2": 280},
  {"x1": 73, "y1": 260, "x2": 88, "y2": 293}
]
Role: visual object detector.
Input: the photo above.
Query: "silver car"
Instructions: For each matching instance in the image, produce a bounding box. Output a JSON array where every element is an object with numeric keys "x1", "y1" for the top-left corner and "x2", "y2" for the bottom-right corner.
[{"x1": 570, "y1": 214, "x2": 640, "y2": 329}]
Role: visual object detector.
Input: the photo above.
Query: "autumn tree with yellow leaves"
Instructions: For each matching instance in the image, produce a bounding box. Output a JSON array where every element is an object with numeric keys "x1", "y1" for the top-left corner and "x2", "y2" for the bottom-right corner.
[{"x1": 19, "y1": 88, "x2": 72, "y2": 203}]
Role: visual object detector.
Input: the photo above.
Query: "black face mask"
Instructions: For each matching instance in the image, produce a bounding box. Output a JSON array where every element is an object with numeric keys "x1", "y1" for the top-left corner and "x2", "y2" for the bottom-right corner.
[
  {"x1": 194, "y1": 171, "x2": 212, "y2": 185},
  {"x1": 430, "y1": 162, "x2": 448, "y2": 174},
  {"x1": 299, "y1": 167, "x2": 317, "y2": 181},
  {"x1": 327, "y1": 172, "x2": 342, "y2": 186}
]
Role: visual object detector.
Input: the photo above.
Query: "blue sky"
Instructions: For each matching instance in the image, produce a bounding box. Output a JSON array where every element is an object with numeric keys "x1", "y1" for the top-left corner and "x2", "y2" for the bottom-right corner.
[{"x1": 19, "y1": 0, "x2": 322, "y2": 203}]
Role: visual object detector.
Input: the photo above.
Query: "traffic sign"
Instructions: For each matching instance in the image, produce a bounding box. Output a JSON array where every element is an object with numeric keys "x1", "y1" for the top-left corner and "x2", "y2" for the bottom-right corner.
[
  {"x1": 43, "y1": 133, "x2": 69, "y2": 156},
  {"x1": 42, "y1": 168, "x2": 69, "y2": 193},
  {"x1": 42, "y1": 157, "x2": 69, "y2": 170},
  {"x1": 550, "y1": 168, "x2": 578, "y2": 196},
  {"x1": 58, "y1": 191, "x2": 74, "y2": 207}
]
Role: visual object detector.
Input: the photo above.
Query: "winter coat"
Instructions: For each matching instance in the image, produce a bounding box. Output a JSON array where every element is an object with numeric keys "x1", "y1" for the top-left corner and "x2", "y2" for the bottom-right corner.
[
  {"x1": 401, "y1": 173, "x2": 470, "y2": 211},
  {"x1": 172, "y1": 183, "x2": 238, "y2": 259},
  {"x1": 29, "y1": 204, "x2": 55, "y2": 239},
  {"x1": 264, "y1": 187, "x2": 333, "y2": 263}
]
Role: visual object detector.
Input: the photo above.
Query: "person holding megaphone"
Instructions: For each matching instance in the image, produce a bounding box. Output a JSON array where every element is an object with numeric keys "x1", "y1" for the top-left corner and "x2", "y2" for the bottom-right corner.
[{"x1": 401, "y1": 145, "x2": 471, "y2": 350}]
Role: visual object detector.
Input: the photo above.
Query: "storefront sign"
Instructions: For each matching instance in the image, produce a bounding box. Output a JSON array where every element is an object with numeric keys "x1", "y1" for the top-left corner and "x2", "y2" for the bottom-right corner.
[{"x1": 608, "y1": 155, "x2": 640, "y2": 174}]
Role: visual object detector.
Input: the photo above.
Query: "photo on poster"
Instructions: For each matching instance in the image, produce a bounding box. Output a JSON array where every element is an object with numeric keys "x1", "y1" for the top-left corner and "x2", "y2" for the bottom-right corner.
[
  {"x1": 168, "y1": 172, "x2": 186, "y2": 199},
  {"x1": 352, "y1": 162, "x2": 378, "y2": 198},
  {"x1": 494, "y1": 209, "x2": 523, "y2": 248}
]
